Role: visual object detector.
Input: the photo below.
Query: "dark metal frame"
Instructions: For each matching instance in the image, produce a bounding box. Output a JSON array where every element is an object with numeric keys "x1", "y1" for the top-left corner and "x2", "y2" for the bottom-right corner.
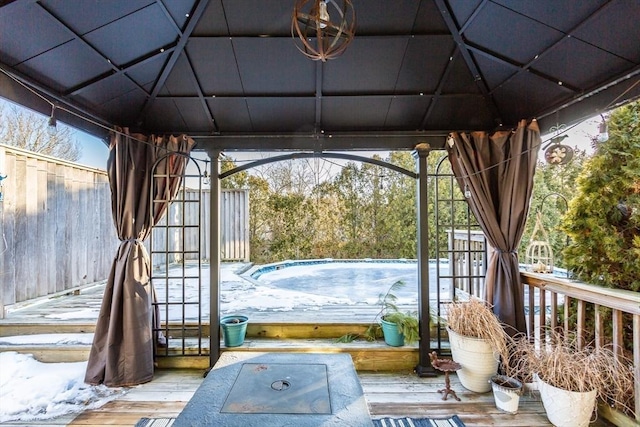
[
  {"x1": 150, "y1": 154, "x2": 206, "y2": 357},
  {"x1": 431, "y1": 154, "x2": 487, "y2": 353}
]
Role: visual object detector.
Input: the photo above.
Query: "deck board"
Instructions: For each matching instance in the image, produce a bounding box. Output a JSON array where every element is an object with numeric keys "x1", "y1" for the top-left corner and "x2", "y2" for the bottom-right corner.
[
  {"x1": 1, "y1": 369, "x2": 616, "y2": 427},
  {"x1": 0, "y1": 273, "x2": 617, "y2": 427}
]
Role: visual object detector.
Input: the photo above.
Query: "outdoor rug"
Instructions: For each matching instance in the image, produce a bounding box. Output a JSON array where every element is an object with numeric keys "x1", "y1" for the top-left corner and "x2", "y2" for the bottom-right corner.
[
  {"x1": 134, "y1": 418, "x2": 174, "y2": 427},
  {"x1": 372, "y1": 416, "x2": 466, "y2": 427},
  {"x1": 135, "y1": 416, "x2": 465, "y2": 427}
]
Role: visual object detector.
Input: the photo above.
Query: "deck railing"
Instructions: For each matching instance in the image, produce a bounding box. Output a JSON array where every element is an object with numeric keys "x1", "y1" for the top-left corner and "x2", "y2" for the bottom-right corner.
[{"x1": 520, "y1": 271, "x2": 640, "y2": 424}]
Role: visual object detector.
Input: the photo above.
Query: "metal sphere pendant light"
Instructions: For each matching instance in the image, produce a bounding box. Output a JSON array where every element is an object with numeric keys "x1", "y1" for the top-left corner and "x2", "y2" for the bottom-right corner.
[{"x1": 292, "y1": 0, "x2": 356, "y2": 62}]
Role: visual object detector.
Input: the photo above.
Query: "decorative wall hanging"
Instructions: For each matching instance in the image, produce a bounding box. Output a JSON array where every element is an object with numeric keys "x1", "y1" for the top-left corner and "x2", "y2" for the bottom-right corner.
[
  {"x1": 543, "y1": 124, "x2": 573, "y2": 165},
  {"x1": 526, "y1": 211, "x2": 554, "y2": 273}
]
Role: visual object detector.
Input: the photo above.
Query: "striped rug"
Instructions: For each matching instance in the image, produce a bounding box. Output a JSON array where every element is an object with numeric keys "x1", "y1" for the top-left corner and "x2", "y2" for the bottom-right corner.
[
  {"x1": 373, "y1": 416, "x2": 465, "y2": 427},
  {"x1": 134, "y1": 418, "x2": 174, "y2": 427},
  {"x1": 136, "y1": 415, "x2": 465, "y2": 427}
]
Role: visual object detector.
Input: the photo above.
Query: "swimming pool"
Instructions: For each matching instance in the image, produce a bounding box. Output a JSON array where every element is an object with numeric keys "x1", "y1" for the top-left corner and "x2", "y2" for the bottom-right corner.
[
  {"x1": 152, "y1": 259, "x2": 454, "y2": 322},
  {"x1": 245, "y1": 259, "x2": 452, "y2": 304}
]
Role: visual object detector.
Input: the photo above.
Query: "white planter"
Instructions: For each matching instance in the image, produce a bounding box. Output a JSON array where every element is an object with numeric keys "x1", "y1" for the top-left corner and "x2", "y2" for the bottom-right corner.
[
  {"x1": 536, "y1": 375, "x2": 597, "y2": 427},
  {"x1": 447, "y1": 327, "x2": 499, "y2": 393},
  {"x1": 490, "y1": 375, "x2": 522, "y2": 414}
]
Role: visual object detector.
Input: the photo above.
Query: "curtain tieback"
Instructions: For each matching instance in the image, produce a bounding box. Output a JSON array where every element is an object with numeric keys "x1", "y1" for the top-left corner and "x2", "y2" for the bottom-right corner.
[
  {"x1": 495, "y1": 249, "x2": 516, "y2": 254},
  {"x1": 123, "y1": 238, "x2": 141, "y2": 244}
]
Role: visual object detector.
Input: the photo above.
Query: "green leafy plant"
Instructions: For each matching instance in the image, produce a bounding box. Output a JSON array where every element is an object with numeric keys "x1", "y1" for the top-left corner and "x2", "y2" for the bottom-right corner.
[
  {"x1": 561, "y1": 101, "x2": 640, "y2": 292},
  {"x1": 337, "y1": 280, "x2": 419, "y2": 344}
]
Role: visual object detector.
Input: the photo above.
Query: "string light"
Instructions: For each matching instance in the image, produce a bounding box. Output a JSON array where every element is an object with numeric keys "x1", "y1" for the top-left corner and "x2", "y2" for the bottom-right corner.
[
  {"x1": 47, "y1": 105, "x2": 57, "y2": 136},
  {"x1": 597, "y1": 117, "x2": 609, "y2": 143},
  {"x1": 202, "y1": 160, "x2": 211, "y2": 185},
  {"x1": 464, "y1": 183, "x2": 471, "y2": 199}
]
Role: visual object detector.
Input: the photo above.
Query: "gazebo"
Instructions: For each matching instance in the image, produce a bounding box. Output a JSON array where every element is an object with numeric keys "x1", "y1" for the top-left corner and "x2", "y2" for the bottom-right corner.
[{"x1": 0, "y1": 0, "x2": 638, "y2": 409}]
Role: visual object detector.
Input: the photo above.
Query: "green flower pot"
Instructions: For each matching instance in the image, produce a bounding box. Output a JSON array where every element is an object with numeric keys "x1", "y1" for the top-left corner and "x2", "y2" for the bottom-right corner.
[
  {"x1": 380, "y1": 318, "x2": 405, "y2": 347},
  {"x1": 220, "y1": 315, "x2": 249, "y2": 347}
]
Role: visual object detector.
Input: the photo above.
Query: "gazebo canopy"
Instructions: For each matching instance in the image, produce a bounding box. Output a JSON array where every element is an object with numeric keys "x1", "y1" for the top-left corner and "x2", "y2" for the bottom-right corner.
[{"x1": 0, "y1": 0, "x2": 639, "y2": 152}]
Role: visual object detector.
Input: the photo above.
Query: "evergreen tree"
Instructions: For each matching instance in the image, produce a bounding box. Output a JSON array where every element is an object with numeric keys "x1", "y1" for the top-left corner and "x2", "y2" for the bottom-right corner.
[{"x1": 561, "y1": 101, "x2": 640, "y2": 291}]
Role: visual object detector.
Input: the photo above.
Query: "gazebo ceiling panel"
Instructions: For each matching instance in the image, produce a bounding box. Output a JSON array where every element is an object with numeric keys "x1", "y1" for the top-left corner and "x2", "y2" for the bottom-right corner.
[
  {"x1": 351, "y1": 0, "x2": 422, "y2": 35},
  {"x1": 222, "y1": 0, "x2": 292, "y2": 36},
  {"x1": 0, "y1": 0, "x2": 638, "y2": 152},
  {"x1": 191, "y1": 0, "x2": 228, "y2": 36},
  {"x1": 96, "y1": 90, "x2": 149, "y2": 127},
  {"x1": 0, "y1": 2, "x2": 71, "y2": 65},
  {"x1": 186, "y1": 38, "x2": 244, "y2": 95},
  {"x1": 42, "y1": 0, "x2": 157, "y2": 36},
  {"x1": 143, "y1": 98, "x2": 200, "y2": 131},
  {"x1": 492, "y1": 72, "x2": 572, "y2": 128},
  {"x1": 440, "y1": 55, "x2": 482, "y2": 95},
  {"x1": 422, "y1": 96, "x2": 496, "y2": 131},
  {"x1": 73, "y1": 73, "x2": 144, "y2": 109},
  {"x1": 533, "y1": 37, "x2": 634, "y2": 91},
  {"x1": 394, "y1": 36, "x2": 456, "y2": 94},
  {"x1": 572, "y1": 2, "x2": 640, "y2": 63},
  {"x1": 233, "y1": 38, "x2": 316, "y2": 95},
  {"x1": 15, "y1": 40, "x2": 113, "y2": 93},
  {"x1": 83, "y1": 6, "x2": 178, "y2": 67},
  {"x1": 246, "y1": 97, "x2": 316, "y2": 133},
  {"x1": 122, "y1": 54, "x2": 168, "y2": 93},
  {"x1": 321, "y1": 96, "x2": 395, "y2": 130},
  {"x1": 207, "y1": 97, "x2": 252, "y2": 133},
  {"x1": 161, "y1": 54, "x2": 200, "y2": 97},
  {"x1": 385, "y1": 96, "x2": 433, "y2": 129},
  {"x1": 463, "y1": 2, "x2": 565, "y2": 65},
  {"x1": 322, "y1": 38, "x2": 408, "y2": 94},
  {"x1": 491, "y1": 0, "x2": 606, "y2": 33}
]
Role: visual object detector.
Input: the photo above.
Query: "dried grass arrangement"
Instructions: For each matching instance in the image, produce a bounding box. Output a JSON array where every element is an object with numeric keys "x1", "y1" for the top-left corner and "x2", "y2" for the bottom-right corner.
[
  {"x1": 507, "y1": 330, "x2": 636, "y2": 418},
  {"x1": 445, "y1": 298, "x2": 509, "y2": 360}
]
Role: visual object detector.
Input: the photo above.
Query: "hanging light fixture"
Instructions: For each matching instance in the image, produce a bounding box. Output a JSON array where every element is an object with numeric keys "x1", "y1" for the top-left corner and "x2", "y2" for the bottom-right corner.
[
  {"x1": 292, "y1": 0, "x2": 356, "y2": 62},
  {"x1": 597, "y1": 116, "x2": 609, "y2": 143},
  {"x1": 202, "y1": 160, "x2": 211, "y2": 186},
  {"x1": 47, "y1": 105, "x2": 57, "y2": 136}
]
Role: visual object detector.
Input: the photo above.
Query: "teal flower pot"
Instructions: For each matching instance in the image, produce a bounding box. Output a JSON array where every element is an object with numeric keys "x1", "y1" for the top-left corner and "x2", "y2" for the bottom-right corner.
[
  {"x1": 380, "y1": 318, "x2": 405, "y2": 347},
  {"x1": 220, "y1": 315, "x2": 249, "y2": 347}
]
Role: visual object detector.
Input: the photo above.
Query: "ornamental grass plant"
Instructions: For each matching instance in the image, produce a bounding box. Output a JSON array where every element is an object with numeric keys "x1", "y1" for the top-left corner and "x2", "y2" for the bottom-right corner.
[
  {"x1": 507, "y1": 329, "x2": 635, "y2": 418},
  {"x1": 445, "y1": 298, "x2": 510, "y2": 364}
]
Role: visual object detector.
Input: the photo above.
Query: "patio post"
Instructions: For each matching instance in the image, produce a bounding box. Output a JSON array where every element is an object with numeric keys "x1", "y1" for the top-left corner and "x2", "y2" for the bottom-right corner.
[
  {"x1": 208, "y1": 149, "x2": 221, "y2": 368},
  {"x1": 413, "y1": 143, "x2": 437, "y2": 377}
]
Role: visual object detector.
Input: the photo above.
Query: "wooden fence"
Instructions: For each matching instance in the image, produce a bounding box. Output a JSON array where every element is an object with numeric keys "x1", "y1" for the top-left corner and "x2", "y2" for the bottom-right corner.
[
  {"x1": 151, "y1": 188, "x2": 250, "y2": 266},
  {"x1": 0, "y1": 145, "x2": 251, "y2": 316},
  {"x1": 0, "y1": 144, "x2": 116, "y2": 315}
]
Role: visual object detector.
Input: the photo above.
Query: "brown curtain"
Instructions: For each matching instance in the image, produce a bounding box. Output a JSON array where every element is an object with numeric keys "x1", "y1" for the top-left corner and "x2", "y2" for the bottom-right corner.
[
  {"x1": 446, "y1": 119, "x2": 540, "y2": 334},
  {"x1": 85, "y1": 129, "x2": 194, "y2": 386}
]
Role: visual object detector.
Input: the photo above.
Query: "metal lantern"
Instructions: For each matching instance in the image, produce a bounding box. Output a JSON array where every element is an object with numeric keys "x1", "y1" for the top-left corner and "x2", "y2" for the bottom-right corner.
[
  {"x1": 292, "y1": 0, "x2": 356, "y2": 61},
  {"x1": 526, "y1": 211, "x2": 554, "y2": 273}
]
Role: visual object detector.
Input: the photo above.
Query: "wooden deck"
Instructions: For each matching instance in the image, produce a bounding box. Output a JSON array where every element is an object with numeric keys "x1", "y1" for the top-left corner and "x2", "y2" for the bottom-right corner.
[
  {"x1": 1, "y1": 369, "x2": 606, "y2": 427},
  {"x1": 0, "y1": 277, "x2": 618, "y2": 427}
]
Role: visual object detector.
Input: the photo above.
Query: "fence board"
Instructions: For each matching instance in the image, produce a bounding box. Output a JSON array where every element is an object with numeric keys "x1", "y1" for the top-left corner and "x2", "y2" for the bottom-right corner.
[
  {"x1": 0, "y1": 145, "x2": 117, "y2": 316},
  {"x1": 0, "y1": 146, "x2": 250, "y2": 315}
]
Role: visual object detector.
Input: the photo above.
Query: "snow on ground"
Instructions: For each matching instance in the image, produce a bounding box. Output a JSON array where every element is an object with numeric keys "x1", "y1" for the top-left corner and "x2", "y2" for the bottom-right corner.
[
  {"x1": 0, "y1": 260, "x2": 426, "y2": 422},
  {"x1": 0, "y1": 333, "x2": 94, "y2": 346},
  {"x1": 0, "y1": 352, "x2": 125, "y2": 423}
]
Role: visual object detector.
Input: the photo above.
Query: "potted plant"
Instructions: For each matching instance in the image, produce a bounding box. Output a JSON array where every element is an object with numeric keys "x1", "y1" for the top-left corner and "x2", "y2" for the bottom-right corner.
[
  {"x1": 337, "y1": 280, "x2": 419, "y2": 347},
  {"x1": 220, "y1": 315, "x2": 249, "y2": 347},
  {"x1": 509, "y1": 330, "x2": 634, "y2": 427},
  {"x1": 444, "y1": 298, "x2": 509, "y2": 393},
  {"x1": 375, "y1": 280, "x2": 419, "y2": 347},
  {"x1": 489, "y1": 374, "x2": 523, "y2": 414}
]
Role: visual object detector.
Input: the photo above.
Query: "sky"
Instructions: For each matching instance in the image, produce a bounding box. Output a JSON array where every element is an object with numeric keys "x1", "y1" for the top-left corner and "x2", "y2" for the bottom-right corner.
[{"x1": 1, "y1": 97, "x2": 602, "y2": 173}]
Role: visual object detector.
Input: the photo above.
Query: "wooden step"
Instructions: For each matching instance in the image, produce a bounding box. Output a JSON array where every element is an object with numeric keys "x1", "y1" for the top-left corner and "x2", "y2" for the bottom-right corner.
[
  {"x1": 0, "y1": 334, "x2": 429, "y2": 372},
  {"x1": 156, "y1": 337, "x2": 426, "y2": 372}
]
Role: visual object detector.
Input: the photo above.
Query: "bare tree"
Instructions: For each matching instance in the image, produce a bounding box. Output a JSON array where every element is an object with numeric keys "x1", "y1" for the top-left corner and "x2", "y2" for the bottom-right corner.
[{"x1": 0, "y1": 103, "x2": 81, "y2": 161}]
